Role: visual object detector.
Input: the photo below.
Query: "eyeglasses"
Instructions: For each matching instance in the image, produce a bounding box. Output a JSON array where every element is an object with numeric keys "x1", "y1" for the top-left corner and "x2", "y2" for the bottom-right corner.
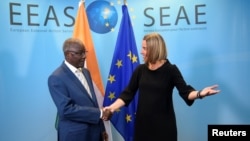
[{"x1": 67, "y1": 50, "x2": 87, "y2": 57}]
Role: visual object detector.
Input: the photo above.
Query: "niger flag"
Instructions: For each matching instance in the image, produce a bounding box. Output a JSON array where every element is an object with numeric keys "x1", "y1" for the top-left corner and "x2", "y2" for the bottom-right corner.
[
  {"x1": 72, "y1": 1, "x2": 104, "y2": 106},
  {"x1": 72, "y1": 2, "x2": 113, "y2": 140}
]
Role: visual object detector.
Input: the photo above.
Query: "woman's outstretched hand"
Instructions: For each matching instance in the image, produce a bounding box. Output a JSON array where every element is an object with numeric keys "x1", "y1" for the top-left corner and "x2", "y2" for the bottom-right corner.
[{"x1": 200, "y1": 84, "x2": 220, "y2": 98}]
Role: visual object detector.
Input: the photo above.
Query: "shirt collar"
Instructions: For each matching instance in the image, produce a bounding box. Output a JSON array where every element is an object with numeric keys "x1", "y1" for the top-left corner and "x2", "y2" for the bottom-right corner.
[{"x1": 64, "y1": 60, "x2": 79, "y2": 73}]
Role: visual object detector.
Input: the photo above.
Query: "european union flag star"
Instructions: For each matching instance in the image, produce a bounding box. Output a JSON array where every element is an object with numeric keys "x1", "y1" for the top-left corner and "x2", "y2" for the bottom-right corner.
[
  {"x1": 131, "y1": 54, "x2": 138, "y2": 63},
  {"x1": 108, "y1": 74, "x2": 115, "y2": 84},
  {"x1": 126, "y1": 114, "x2": 132, "y2": 123},
  {"x1": 127, "y1": 51, "x2": 132, "y2": 60},
  {"x1": 115, "y1": 60, "x2": 123, "y2": 68},
  {"x1": 108, "y1": 92, "x2": 116, "y2": 101}
]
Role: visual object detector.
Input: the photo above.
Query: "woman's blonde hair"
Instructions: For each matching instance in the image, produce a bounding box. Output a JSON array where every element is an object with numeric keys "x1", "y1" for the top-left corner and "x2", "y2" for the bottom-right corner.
[{"x1": 143, "y1": 32, "x2": 167, "y2": 64}]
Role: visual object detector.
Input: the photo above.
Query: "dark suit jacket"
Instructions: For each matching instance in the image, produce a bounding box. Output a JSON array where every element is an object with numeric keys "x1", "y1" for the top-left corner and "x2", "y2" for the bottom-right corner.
[{"x1": 48, "y1": 62, "x2": 105, "y2": 141}]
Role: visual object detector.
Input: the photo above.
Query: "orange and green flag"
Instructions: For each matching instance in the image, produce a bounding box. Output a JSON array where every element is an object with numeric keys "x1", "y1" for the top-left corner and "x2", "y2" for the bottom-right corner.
[{"x1": 72, "y1": 0, "x2": 104, "y2": 103}]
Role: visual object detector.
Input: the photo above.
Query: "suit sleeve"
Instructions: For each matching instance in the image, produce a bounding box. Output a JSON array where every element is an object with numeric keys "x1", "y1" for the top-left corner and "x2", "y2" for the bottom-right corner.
[{"x1": 48, "y1": 74, "x2": 101, "y2": 124}]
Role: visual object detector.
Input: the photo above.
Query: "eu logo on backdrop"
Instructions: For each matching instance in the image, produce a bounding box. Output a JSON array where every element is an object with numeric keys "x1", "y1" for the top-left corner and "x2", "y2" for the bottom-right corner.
[{"x1": 86, "y1": 1, "x2": 118, "y2": 34}]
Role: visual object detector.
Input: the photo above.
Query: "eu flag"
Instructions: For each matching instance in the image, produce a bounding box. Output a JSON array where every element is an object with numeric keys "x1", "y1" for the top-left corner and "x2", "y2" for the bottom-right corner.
[{"x1": 103, "y1": 4, "x2": 140, "y2": 141}]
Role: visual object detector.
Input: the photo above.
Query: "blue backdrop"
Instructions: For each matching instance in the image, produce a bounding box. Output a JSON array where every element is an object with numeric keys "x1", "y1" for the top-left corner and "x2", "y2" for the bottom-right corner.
[{"x1": 1, "y1": 0, "x2": 249, "y2": 141}]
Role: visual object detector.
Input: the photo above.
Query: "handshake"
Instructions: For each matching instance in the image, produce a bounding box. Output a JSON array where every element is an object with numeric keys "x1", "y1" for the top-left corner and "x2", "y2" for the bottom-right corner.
[{"x1": 101, "y1": 107, "x2": 113, "y2": 121}]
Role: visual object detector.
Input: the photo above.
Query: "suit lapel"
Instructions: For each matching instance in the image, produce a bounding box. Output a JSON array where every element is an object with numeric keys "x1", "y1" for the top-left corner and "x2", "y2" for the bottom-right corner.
[
  {"x1": 82, "y1": 69, "x2": 98, "y2": 107},
  {"x1": 61, "y1": 63, "x2": 97, "y2": 106}
]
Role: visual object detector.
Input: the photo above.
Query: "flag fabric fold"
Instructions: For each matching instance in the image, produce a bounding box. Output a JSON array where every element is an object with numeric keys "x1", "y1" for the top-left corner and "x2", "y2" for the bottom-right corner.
[{"x1": 103, "y1": 5, "x2": 140, "y2": 141}]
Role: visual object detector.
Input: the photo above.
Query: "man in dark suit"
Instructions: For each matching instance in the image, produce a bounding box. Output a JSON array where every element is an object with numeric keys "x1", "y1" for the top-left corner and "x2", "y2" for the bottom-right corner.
[{"x1": 48, "y1": 38, "x2": 111, "y2": 141}]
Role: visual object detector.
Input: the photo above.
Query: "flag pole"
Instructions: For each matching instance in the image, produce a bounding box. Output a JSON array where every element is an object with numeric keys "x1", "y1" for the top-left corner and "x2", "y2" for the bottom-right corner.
[{"x1": 79, "y1": 0, "x2": 84, "y2": 7}]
